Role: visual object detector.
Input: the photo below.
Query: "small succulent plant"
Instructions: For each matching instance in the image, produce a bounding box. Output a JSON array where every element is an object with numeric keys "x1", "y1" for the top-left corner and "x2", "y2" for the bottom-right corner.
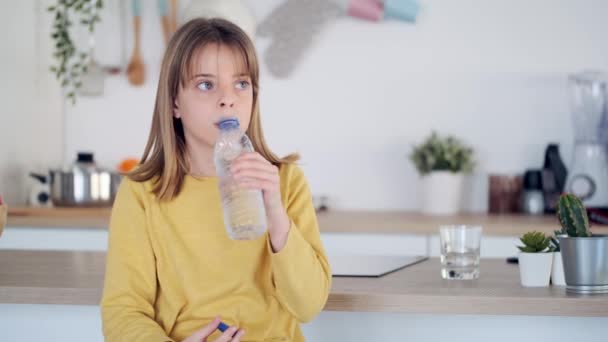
[
  {"x1": 409, "y1": 131, "x2": 475, "y2": 175},
  {"x1": 557, "y1": 193, "x2": 591, "y2": 237},
  {"x1": 517, "y1": 231, "x2": 551, "y2": 253}
]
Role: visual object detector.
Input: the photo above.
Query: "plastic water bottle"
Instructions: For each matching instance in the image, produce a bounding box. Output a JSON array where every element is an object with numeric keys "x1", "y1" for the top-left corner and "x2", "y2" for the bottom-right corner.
[{"x1": 214, "y1": 117, "x2": 267, "y2": 240}]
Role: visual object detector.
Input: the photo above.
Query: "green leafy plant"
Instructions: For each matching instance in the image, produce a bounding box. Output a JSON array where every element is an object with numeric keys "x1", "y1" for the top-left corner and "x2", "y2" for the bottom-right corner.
[
  {"x1": 48, "y1": 0, "x2": 104, "y2": 104},
  {"x1": 557, "y1": 193, "x2": 591, "y2": 237},
  {"x1": 517, "y1": 231, "x2": 551, "y2": 253},
  {"x1": 409, "y1": 131, "x2": 475, "y2": 175}
]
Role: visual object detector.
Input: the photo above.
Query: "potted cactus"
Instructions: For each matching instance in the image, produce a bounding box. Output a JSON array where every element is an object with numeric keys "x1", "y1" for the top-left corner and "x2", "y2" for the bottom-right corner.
[
  {"x1": 409, "y1": 131, "x2": 475, "y2": 215},
  {"x1": 549, "y1": 231, "x2": 565, "y2": 286},
  {"x1": 557, "y1": 193, "x2": 608, "y2": 294},
  {"x1": 517, "y1": 231, "x2": 553, "y2": 287}
]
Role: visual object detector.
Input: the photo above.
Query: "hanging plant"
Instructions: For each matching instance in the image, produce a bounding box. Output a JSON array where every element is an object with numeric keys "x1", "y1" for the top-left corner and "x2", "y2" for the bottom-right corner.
[{"x1": 48, "y1": 0, "x2": 104, "y2": 104}]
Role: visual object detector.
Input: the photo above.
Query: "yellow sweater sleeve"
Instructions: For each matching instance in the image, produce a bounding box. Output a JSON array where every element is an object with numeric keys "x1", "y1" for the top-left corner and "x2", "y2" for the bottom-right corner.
[
  {"x1": 100, "y1": 179, "x2": 175, "y2": 342},
  {"x1": 269, "y1": 165, "x2": 332, "y2": 323}
]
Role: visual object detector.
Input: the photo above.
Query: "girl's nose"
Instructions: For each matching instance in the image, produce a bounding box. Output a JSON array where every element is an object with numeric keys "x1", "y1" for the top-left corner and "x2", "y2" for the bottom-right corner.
[
  {"x1": 219, "y1": 100, "x2": 234, "y2": 108},
  {"x1": 218, "y1": 89, "x2": 236, "y2": 108}
]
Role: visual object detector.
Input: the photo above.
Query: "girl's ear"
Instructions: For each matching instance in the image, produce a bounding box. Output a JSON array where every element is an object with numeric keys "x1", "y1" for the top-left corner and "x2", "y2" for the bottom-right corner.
[{"x1": 173, "y1": 99, "x2": 181, "y2": 119}]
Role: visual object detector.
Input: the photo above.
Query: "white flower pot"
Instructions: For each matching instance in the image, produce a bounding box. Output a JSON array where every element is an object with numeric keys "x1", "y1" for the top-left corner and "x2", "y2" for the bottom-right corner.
[
  {"x1": 518, "y1": 252, "x2": 553, "y2": 287},
  {"x1": 421, "y1": 171, "x2": 464, "y2": 215},
  {"x1": 550, "y1": 251, "x2": 566, "y2": 286}
]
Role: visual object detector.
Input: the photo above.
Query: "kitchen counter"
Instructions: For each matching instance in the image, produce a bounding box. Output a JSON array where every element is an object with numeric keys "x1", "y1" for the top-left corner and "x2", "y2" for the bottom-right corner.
[
  {"x1": 6, "y1": 206, "x2": 608, "y2": 236},
  {"x1": 1, "y1": 249, "x2": 606, "y2": 317}
]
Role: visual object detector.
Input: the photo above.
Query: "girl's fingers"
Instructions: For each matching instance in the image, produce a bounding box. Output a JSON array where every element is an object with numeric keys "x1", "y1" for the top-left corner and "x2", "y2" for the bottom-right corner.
[
  {"x1": 189, "y1": 317, "x2": 221, "y2": 341},
  {"x1": 214, "y1": 326, "x2": 239, "y2": 342},
  {"x1": 231, "y1": 329, "x2": 246, "y2": 342},
  {"x1": 238, "y1": 179, "x2": 279, "y2": 192},
  {"x1": 233, "y1": 169, "x2": 277, "y2": 183},
  {"x1": 231, "y1": 153, "x2": 278, "y2": 174}
]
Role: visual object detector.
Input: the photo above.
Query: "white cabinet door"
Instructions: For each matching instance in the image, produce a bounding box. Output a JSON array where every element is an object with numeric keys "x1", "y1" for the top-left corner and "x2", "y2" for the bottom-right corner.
[
  {"x1": 0, "y1": 227, "x2": 108, "y2": 251},
  {"x1": 1, "y1": 226, "x2": 521, "y2": 258},
  {"x1": 321, "y1": 232, "x2": 429, "y2": 256}
]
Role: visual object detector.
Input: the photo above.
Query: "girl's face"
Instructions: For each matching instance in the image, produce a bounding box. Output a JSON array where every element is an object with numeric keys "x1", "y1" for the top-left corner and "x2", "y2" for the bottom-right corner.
[{"x1": 174, "y1": 43, "x2": 253, "y2": 149}]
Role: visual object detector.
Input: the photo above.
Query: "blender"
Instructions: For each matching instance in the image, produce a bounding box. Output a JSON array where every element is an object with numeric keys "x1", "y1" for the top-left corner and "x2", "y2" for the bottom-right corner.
[{"x1": 566, "y1": 71, "x2": 608, "y2": 208}]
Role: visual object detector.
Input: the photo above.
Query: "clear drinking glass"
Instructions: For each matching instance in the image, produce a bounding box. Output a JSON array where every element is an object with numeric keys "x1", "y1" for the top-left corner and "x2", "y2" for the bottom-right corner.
[{"x1": 439, "y1": 225, "x2": 482, "y2": 280}]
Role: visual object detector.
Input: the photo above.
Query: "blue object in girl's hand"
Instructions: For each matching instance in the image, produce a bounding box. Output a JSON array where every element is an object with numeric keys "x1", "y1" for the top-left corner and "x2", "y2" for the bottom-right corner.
[
  {"x1": 218, "y1": 321, "x2": 230, "y2": 332},
  {"x1": 218, "y1": 321, "x2": 239, "y2": 337}
]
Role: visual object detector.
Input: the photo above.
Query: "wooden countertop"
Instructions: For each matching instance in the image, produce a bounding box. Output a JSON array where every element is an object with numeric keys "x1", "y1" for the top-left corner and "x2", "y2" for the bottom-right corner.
[
  {"x1": 1, "y1": 249, "x2": 607, "y2": 316},
  {"x1": 7, "y1": 207, "x2": 111, "y2": 229},
  {"x1": 6, "y1": 206, "x2": 608, "y2": 236}
]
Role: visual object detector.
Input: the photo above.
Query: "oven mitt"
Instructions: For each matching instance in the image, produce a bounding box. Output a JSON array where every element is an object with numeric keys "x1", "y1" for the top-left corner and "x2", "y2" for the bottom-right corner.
[
  {"x1": 258, "y1": 0, "x2": 419, "y2": 78},
  {"x1": 257, "y1": 0, "x2": 342, "y2": 78}
]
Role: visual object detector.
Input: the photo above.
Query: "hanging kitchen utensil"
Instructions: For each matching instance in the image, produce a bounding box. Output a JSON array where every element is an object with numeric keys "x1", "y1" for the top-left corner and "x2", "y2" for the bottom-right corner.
[
  {"x1": 181, "y1": 0, "x2": 256, "y2": 38},
  {"x1": 78, "y1": 32, "x2": 105, "y2": 96},
  {"x1": 169, "y1": 0, "x2": 178, "y2": 34},
  {"x1": 126, "y1": 0, "x2": 145, "y2": 86},
  {"x1": 257, "y1": 0, "x2": 342, "y2": 78},
  {"x1": 158, "y1": 0, "x2": 170, "y2": 44},
  {"x1": 0, "y1": 195, "x2": 6, "y2": 237}
]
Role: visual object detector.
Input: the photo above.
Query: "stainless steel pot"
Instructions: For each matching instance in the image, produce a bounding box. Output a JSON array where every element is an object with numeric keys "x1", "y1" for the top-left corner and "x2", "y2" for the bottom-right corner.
[
  {"x1": 559, "y1": 234, "x2": 608, "y2": 294},
  {"x1": 48, "y1": 152, "x2": 122, "y2": 207}
]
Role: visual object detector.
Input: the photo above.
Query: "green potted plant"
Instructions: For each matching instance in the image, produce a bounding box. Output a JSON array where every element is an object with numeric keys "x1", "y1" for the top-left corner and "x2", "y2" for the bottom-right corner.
[
  {"x1": 517, "y1": 231, "x2": 553, "y2": 287},
  {"x1": 409, "y1": 131, "x2": 474, "y2": 215},
  {"x1": 47, "y1": 0, "x2": 104, "y2": 103},
  {"x1": 557, "y1": 193, "x2": 608, "y2": 294}
]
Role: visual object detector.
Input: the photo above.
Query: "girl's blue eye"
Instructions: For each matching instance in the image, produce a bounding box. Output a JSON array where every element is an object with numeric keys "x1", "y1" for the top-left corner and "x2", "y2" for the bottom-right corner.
[
  {"x1": 236, "y1": 80, "x2": 250, "y2": 90},
  {"x1": 197, "y1": 81, "x2": 213, "y2": 91}
]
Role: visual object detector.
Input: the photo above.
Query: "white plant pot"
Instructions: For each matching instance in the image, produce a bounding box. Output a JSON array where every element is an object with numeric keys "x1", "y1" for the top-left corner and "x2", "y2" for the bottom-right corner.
[
  {"x1": 551, "y1": 251, "x2": 566, "y2": 286},
  {"x1": 421, "y1": 171, "x2": 464, "y2": 215},
  {"x1": 518, "y1": 252, "x2": 553, "y2": 287}
]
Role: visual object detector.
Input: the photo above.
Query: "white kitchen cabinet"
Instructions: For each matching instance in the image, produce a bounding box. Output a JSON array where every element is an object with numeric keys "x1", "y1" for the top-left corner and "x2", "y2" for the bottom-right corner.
[
  {"x1": 0, "y1": 226, "x2": 521, "y2": 259},
  {"x1": 321, "y1": 232, "x2": 429, "y2": 256},
  {"x1": 323, "y1": 233, "x2": 520, "y2": 258},
  {"x1": 428, "y1": 235, "x2": 521, "y2": 258},
  {"x1": 2, "y1": 304, "x2": 607, "y2": 342},
  {"x1": 0, "y1": 227, "x2": 108, "y2": 251}
]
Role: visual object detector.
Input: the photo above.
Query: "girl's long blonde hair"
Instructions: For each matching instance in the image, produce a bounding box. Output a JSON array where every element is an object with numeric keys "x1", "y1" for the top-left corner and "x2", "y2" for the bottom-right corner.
[{"x1": 129, "y1": 18, "x2": 298, "y2": 201}]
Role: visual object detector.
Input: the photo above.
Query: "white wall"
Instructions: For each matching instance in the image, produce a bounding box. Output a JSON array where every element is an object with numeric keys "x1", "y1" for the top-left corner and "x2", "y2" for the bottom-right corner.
[
  {"x1": 4, "y1": 0, "x2": 608, "y2": 209},
  {"x1": 0, "y1": 0, "x2": 63, "y2": 204}
]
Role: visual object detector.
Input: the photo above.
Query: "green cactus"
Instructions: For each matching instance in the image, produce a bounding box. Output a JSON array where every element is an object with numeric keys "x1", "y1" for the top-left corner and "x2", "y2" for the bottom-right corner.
[
  {"x1": 517, "y1": 231, "x2": 551, "y2": 253},
  {"x1": 556, "y1": 193, "x2": 590, "y2": 237}
]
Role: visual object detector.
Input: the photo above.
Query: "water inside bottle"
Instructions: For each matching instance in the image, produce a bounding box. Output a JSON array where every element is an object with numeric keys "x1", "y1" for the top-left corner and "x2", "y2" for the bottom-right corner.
[{"x1": 214, "y1": 128, "x2": 267, "y2": 240}]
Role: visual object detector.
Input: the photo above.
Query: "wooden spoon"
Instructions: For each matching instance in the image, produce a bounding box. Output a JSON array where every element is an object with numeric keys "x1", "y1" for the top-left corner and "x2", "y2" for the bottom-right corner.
[
  {"x1": 0, "y1": 196, "x2": 6, "y2": 238},
  {"x1": 127, "y1": 0, "x2": 145, "y2": 86}
]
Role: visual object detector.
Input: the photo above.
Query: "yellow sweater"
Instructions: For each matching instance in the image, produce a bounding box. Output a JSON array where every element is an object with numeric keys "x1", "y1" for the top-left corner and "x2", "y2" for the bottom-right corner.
[{"x1": 100, "y1": 164, "x2": 331, "y2": 342}]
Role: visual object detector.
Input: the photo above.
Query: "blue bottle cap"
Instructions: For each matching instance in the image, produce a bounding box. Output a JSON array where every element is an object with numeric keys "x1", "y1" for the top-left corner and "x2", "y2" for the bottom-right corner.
[{"x1": 218, "y1": 117, "x2": 240, "y2": 131}]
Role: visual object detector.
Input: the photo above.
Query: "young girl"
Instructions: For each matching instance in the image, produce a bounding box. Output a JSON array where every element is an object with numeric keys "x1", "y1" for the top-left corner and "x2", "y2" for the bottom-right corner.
[{"x1": 100, "y1": 18, "x2": 331, "y2": 342}]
